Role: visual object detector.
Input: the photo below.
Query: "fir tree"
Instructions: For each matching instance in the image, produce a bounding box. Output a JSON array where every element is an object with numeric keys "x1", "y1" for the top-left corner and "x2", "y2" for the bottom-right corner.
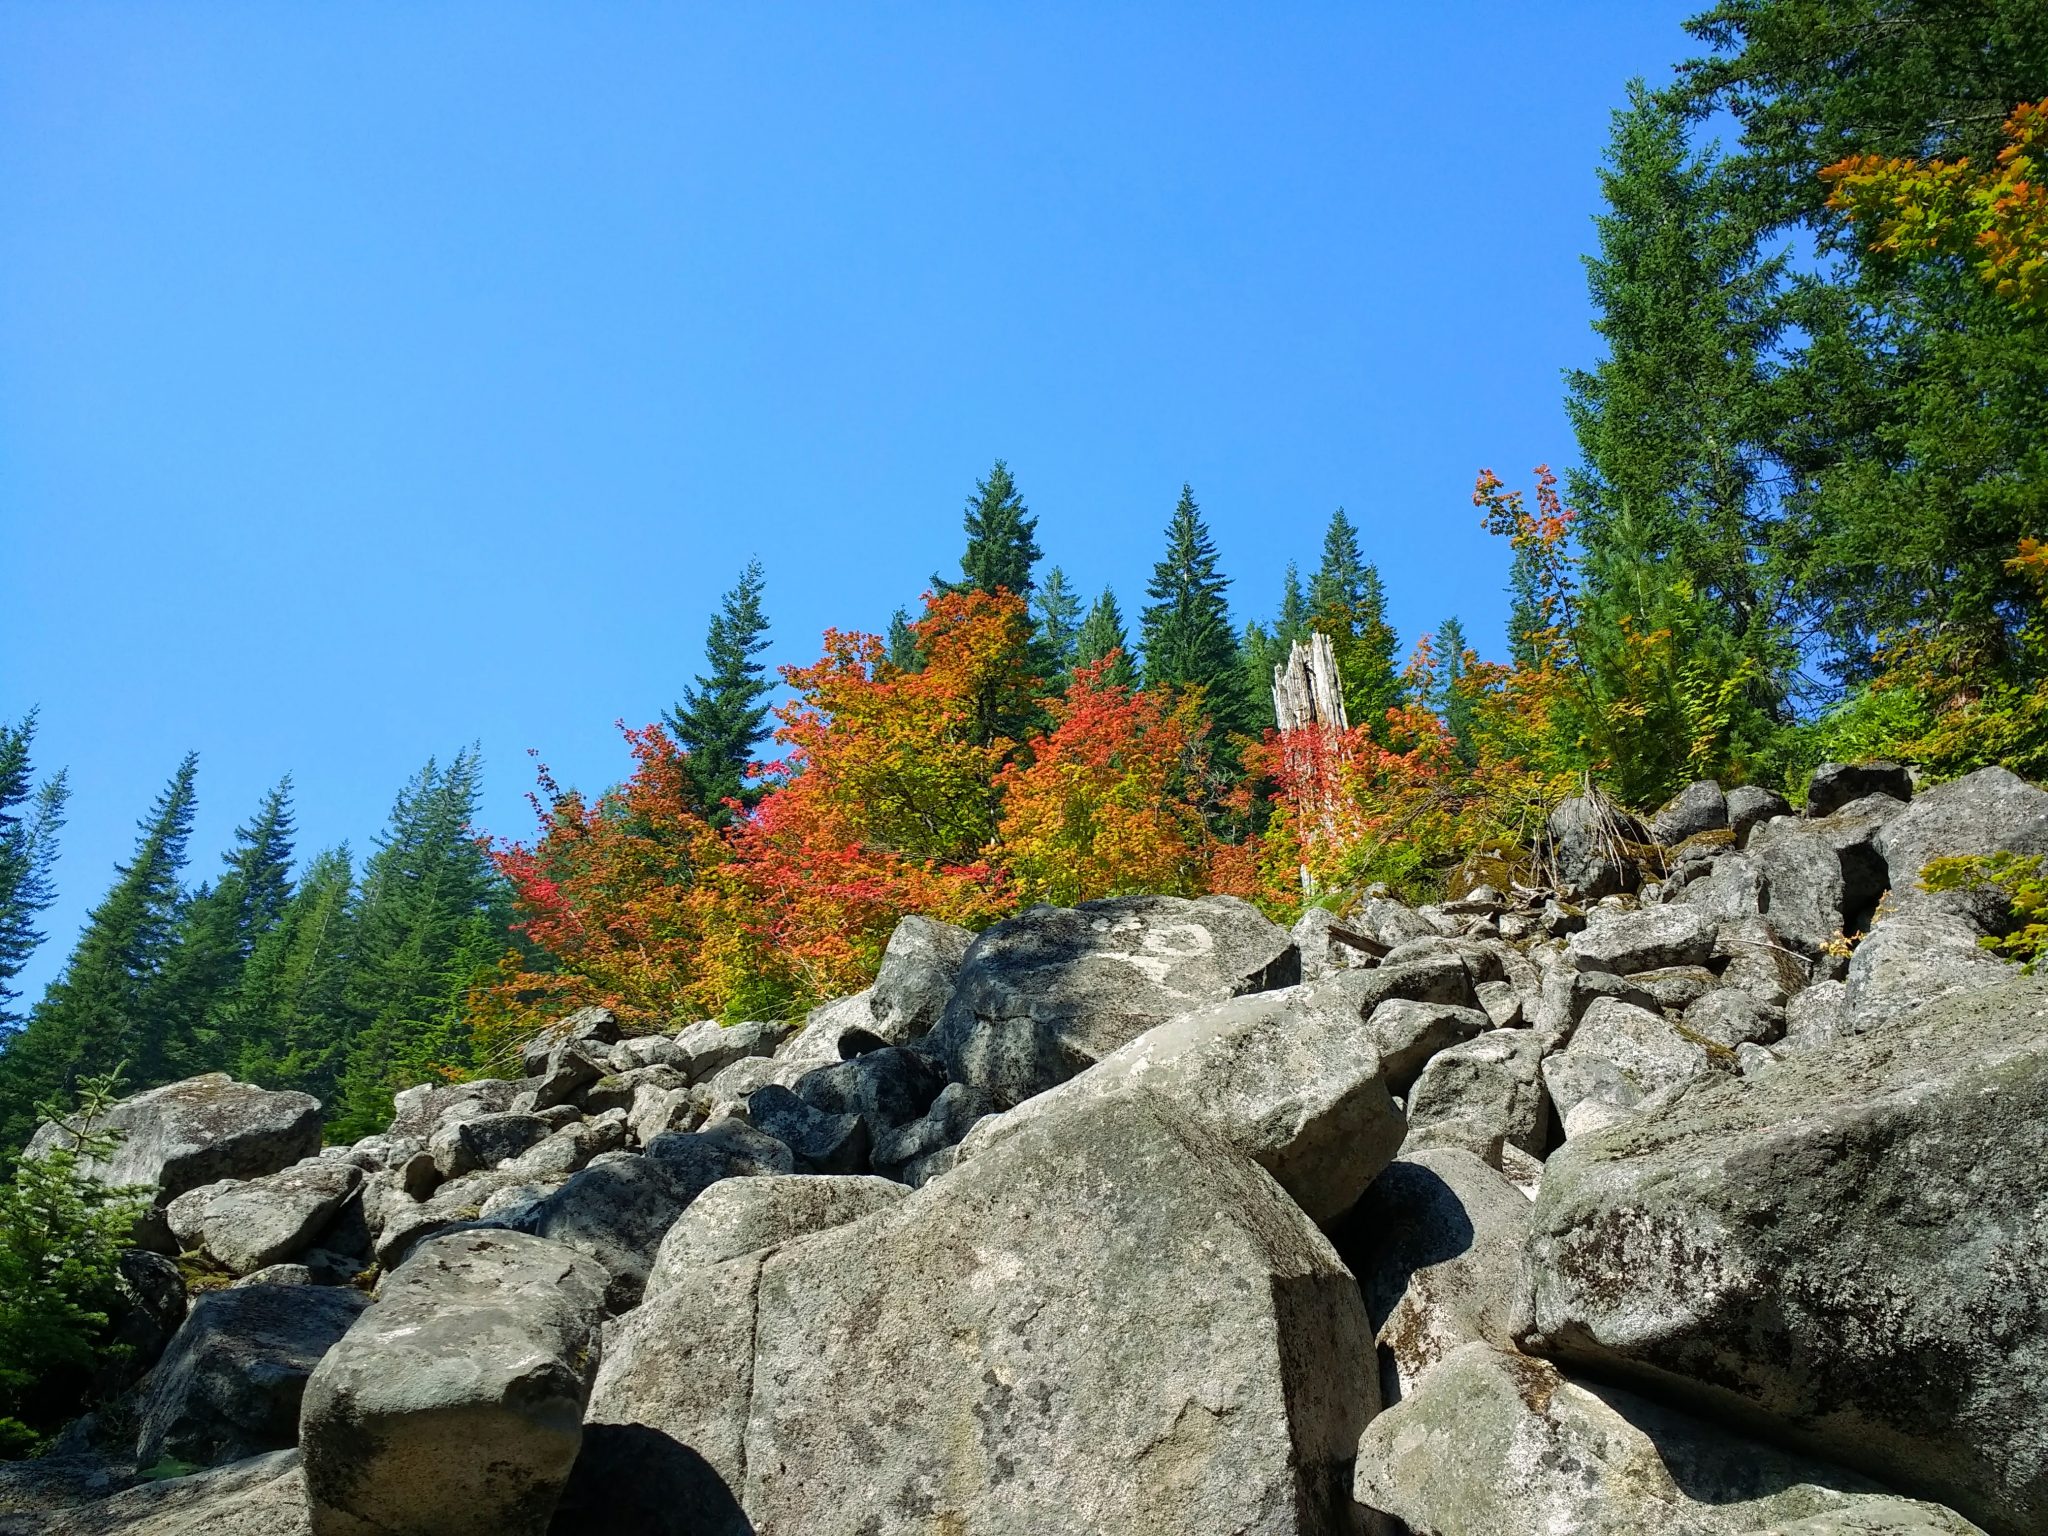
[
  {"x1": 667, "y1": 559, "x2": 773, "y2": 822},
  {"x1": 1275, "y1": 563, "x2": 1309, "y2": 648},
  {"x1": 227, "y1": 847, "x2": 356, "y2": 1104},
  {"x1": 884, "y1": 608, "x2": 924, "y2": 674},
  {"x1": 0, "y1": 713, "x2": 68, "y2": 1036},
  {"x1": 1434, "y1": 616, "x2": 1478, "y2": 767},
  {"x1": 937, "y1": 460, "x2": 1040, "y2": 599},
  {"x1": 1073, "y1": 587, "x2": 1138, "y2": 690},
  {"x1": 1308, "y1": 509, "x2": 1403, "y2": 736},
  {"x1": 1239, "y1": 621, "x2": 1280, "y2": 732},
  {"x1": 332, "y1": 750, "x2": 509, "y2": 1139},
  {"x1": 1506, "y1": 540, "x2": 1548, "y2": 671},
  {"x1": 1140, "y1": 485, "x2": 1249, "y2": 734},
  {"x1": 0, "y1": 756, "x2": 197, "y2": 1149},
  {"x1": 1032, "y1": 566, "x2": 1084, "y2": 684},
  {"x1": 152, "y1": 779, "x2": 298, "y2": 1076}
]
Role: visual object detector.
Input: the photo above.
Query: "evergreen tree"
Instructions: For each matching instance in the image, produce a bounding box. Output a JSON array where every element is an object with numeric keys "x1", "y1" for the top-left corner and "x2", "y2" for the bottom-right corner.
[
  {"x1": 332, "y1": 750, "x2": 509, "y2": 1139},
  {"x1": 1308, "y1": 509, "x2": 1403, "y2": 736},
  {"x1": 1072, "y1": 587, "x2": 1138, "y2": 690},
  {"x1": 1275, "y1": 563, "x2": 1309, "y2": 648},
  {"x1": 884, "y1": 608, "x2": 923, "y2": 674},
  {"x1": 152, "y1": 779, "x2": 298, "y2": 1076},
  {"x1": 1032, "y1": 566, "x2": 1084, "y2": 684},
  {"x1": 1140, "y1": 485, "x2": 1249, "y2": 735},
  {"x1": 1434, "y1": 616, "x2": 1478, "y2": 767},
  {"x1": 0, "y1": 713, "x2": 67, "y2": 1036},
  {"x1": 1506, "y1": 537, "x2": 1549, "y2": 671},
  {"x1": 667, "y1": 559, "x2": 773, "y2": 822},
  {"x1": 0, "y1": 756, "x2": 197, "y2": 1149},
  {"x1": 1239, "y1": 621, "x2": 1280, "y2": 732},
  {"x1": 227, "y1": 847, "x2": 357, "y2": 1104},
  {"x1": 936, "y1": 460, "x2": 1041, "y2": 599}
]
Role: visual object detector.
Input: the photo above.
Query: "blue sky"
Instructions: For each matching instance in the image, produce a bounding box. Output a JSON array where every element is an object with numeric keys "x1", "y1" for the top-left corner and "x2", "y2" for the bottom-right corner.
[{"x1": 3, "y1": 2, "x2": 1698, "y2": 998}]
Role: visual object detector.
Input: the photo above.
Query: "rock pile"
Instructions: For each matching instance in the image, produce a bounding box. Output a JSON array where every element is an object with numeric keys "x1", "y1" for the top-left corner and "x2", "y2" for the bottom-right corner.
[{"x1": 7, "y1": 765, "x2": 2045, "y2": 1535}]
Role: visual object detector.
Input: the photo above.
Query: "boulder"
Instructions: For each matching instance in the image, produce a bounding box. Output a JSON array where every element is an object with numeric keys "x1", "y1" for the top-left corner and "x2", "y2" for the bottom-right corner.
[
  {"x1": 1714, "y1": 915, "x2": 1816, "y2": 1007},
  {"x1": 424, "y1": 1110, "x2": 553, "y2": 1180},
  {"x1": 870, "y1": 1080, "x2": 994, "y2": 1178},
  {"x1": 1566, "y1": 904, "x2": 1715, "y2": 976},
  {"x1": 625, "y1": 1081, "x2": 702, "y2": 1147},
  {"x1": 524, "y1": 1043, "x2": 607, "y2": 1113},
  {"x1": 673, "y1": 1016, "x2": 790, "y2": 1084},
  {"x1": 1748, "y1": 815, "x2": 1851, "y2": 954},
  {"x1": 579, "y1": 1064, "x2": 686, "y2": 1117},
  {"x1": 1652, "y1": 780, "x2": 1730, "y2": 845},
  {"x1": 1682, "y1": 986, "x2": 1781, "y2": 1048},
  {"x1": 793, "y1": 1045, "x2": 948, "y2": 1133},
  {"x1": 165, "y1": 1157, "x2": 361, "y2": 1275},
  {"x1": 27, "y1": 1074, "x2": 321, "y2": 1207},
  {"x1": 517, "y1": 1005, "x2": 622, "y2": 1076},
  {"x1": 647, "y1": 1173, "x2": 907, "y2": 1285},
  {"x1": 1358, "y1": 998, "x2": 1490, "y2": 1094},
  {"x1": 1783, "y1": 978, "x2": 1847, "y2": 1052},
  {"x1": 1677, "y1": 849, "x2": 1767, "y2": 923},
  {"x1": 1333, "y1": 1148, "x2": 1532, "y2": 1403},
  {"x1": 1542, "y1": 791, "x2": 1654, "y2": 899},
  {"x1": 586, "y1": 1088, "x2": 1375, "y2": 1535},
  {"x1": 744, "y1": 1085, "x2": 869, "y2": 1174},
  {"x1": 1289, "y1": 905, "x2": 1385, "y2": 981},
  {"x1": 387, "y1": 1078, "x2": 524, "y2": 1145},
  {"x1": 922, "y1": 894, "x2": 1298, "y2": 1106},
  {"x1": 1354, "y1": 1344, "x2": 1985, "y2": 1536},
  {"x1": 134, "y1": 1284, "x2": 369, "y2": 1470},
  {"x1": 1807, "y1": 759, "x2": 1913, "y2": 817},
  {"x1": 772, "y1": 989, "x2": 878, "y2": 1067},
  {"x1": 1727, "y1": 782, "x2": 1793, "y2": 845},
  {"x1": 1841, "y1": 897, "x2": 2017, "y2": 1035},
  {"x1": 695, "y1": 1053, "x2": 809, "y2": 1111},
  {"x1": 300, "y1": 1230, "x2": 608, "y2": 1536},
  {"x1": 1516, "y1": 973, "x2": 2048, "y2": 1536},
  {"x1": 1624, "y1": 964, "x2": 1720, "y2": 1013},
  {"x1": 1876, "y1": 765, "x2": 2048, "y2": 895},
  {"x1": 40, "y1": 1450, "x2": 310, "y2": 1536},
  {"x1": 1539, "y1": 997, "x2": 1719, "y2": 1127},
  {"x1": 514, "y1": 1119, "x2": 794, "y2": 1310},
  {"x1": 1402, "y1": 1027, "x2": 1550, "y2": 1160},
  {"x1": 866, "y1": 913, "x2": 975, "y2": 1042},
  {"x1": 957, "y1": 984, "x2": 1404, "y2": 1223},
  {"x1": 1347, "y1": 894, "x2": 1444, "y2": 949}
]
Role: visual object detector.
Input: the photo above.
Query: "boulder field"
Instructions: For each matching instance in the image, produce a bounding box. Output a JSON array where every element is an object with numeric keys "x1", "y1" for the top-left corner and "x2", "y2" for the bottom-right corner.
[{"x1": 6, "y1": 762, "x2": 2045, "y2": 1536}]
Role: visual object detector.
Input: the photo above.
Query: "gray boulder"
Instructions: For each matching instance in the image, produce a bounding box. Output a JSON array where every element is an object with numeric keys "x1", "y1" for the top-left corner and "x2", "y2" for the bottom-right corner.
[
  {"x1": 1677, "y1": 848, "x2": 1767, "y2": 923},
  {"x1": 1289, "y1": 904, "x2": 1385, "y2": 981},
  {"x1": 579, "y1": 1063, "x2": 686, "y2": 1117},
  {"x1": 1807, "y1": 759, "x2": 1913, "y2": 817},
  {"x1": 870, "y1": 1080, "x2": 994, "y2": 1178},
  {"x1": 673, "y1": 1016, "x2": 789, "y2": 1084},
  {"x1": 1402, "y1": 1027, "x2": 1550, "y2": 1161},
  {"x1": 1539, "y1": 997, "x2": 1719, "y2": 1127},
  {"x1": 1358, "y1": 998, "x2": 1489, "y2": 1094},
  {"x1": 1354, "y1": 1343, "x2": 1985, "y2": 1536},
  {"x1": 1542, "y1": 791, "x2": 1654, "y2": 899},
  {"x1": 1567, "y1": 904, "x2": 1716, "y2": 975},
  {"x1": 1682, "y1": 986, "x2": 1780, "y2": 1048},
  {"x1": 1333, "y1": 1149, "x2": 1532, "y2": 1403},
  {"x1": 1516, "y1": 973, "x2": 2048, "y2": 1535},
  {"x1": 517, "y1": 1004, "x2": 622, "y2": 1076},
  {"x1": 425, "y1": 1110, "x2": 552, "y2": 1180},
  {"x1": 866, "y1": 913, "x2": 974, "y2": 1042},
  {"x1": 647, "y1": 1173, "x2": 906, "y2": 1285},
  {"x1": 165, "y1": 1157, "x2": 361, "y2": 1275},
  {"x1": 1727, "y1": 782, "x2": 1792, "y2": 844},
  {"x1": 744, "y1": 1085, "x2": 869, "y2": 1174},
  {"x1": 1652, "y1": 780, "x2": 1729, "y2": 845},
  {"x1": 956, "y1": 984, "x2": 1404, "y2": 1223},
  {"x1": 1783, "y1": 978, "x2": 1847, "y2": 1052},
  {"x1": 587, "y1": 1088, "x2": 1374, "y2": 1535},
  {"x1": 1839, "y1": 897, "x2": 2017, "y2": 1035},
  {"x1": 1876, "y1": 765, "x2": 2048, "y2": 895},
  {"x1": 772, "y1": 989, "x2": 877, "y2": 1066},
  {"x1": 387, "y1": 1078, "x2": 524, "y2": 1145},
  {"x1": 135, "y1": 1284, "x2": 369, "y2": 1470},
  {"x1": 923, "y1": 894, "x2": 1298, "y2": 1107},
  {"x1": 300, "y1": 1230, "x2": 608, "y2": 1536},
  {"x1": 28, "y1": 1074, "x2": 321, "y2": 1206},
  {"x1": 40, "y1": 1450, "x2": 310, "y2": 1536}
]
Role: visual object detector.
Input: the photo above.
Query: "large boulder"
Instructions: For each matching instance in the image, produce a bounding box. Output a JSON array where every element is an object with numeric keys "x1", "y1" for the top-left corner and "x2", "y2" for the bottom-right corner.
[
  {"x1": 1840, "y1": 897, "x2": 2017, "y2": 1034},
  {"x1": 1402, "y1": 1028, "x2": 1550, "y2": 1160},
  {"x1": 1806, "y1": 759, "x2": 1913, "y2": 818},
  {"x1": 300, "y1": 1230, "x2": 608, "y2": 1536},
  {"x1": 387, "y1": 1078, "x2": 524, "y2": 1146},
  {"x1": 1651, "y1": 780, "x2": 1730, "y2": 846},
  {"x1": 647, "y1": 1173, "x2": 907, "y2": 1285},
  {"x1": 1538, "y1": 997, "x2": 1719, "y2": 1128},
  {"x1": 165, "y1": 1157, "x2": 361, "y2": 1275},
  {"x1": 1333, "y1": 1148, "x2": 1532, "y2": 1404},
  {"x1": 1516, "y1": 972, "x2": 2048, "y2": 1536},
  {"x1": 134, "y1": 1284, "x2": 370, "y2": 1470},
  {"x1": 1566, "y1": 904, "x2": 1716, "y2": 976},
  {"x1": 28, "y1": 1075, "x2": 321, "y2": 1206},
  {"x1": 586, "y1": 1088, "x2": 1375, "y2": 1535},
  {"x1": 1875, "y1": 765, "x2": 2048, "y2": 895},
  {"x1": 1354, "y1": 1344, "x2": 1985, "y2": 1536},
  {"x1": 866, "y1": 914, "x2": 975, "y2": 1042},
  {"x1": 772, "y1": 989, "x2": 878, "y2": 1067},
  {"x1": 40, "y1": 1450, "x2": 310, "y2": 1536},
  {"x1": 956, "y1": 984, "x2": 1404, "y2": 1223},
  {"x1": 1726, "y1": 783, "x2": 1792, "y2": 845},
  {"x1": 922, "y1": 894, "x2": 1298, "y2": 1106},
  {"x1": 672, "y1": 1017, "x2": 789, "y2": 1085},
  {"x1": 1541, "y1": 791, "x2": 1654, "y2": 899}
]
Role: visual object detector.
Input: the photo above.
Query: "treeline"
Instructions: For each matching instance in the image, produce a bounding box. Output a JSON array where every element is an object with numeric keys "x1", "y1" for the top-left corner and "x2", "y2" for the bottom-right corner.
[{"x1": 2, "y1": 0, "x2": 2043, "y2": 1141}]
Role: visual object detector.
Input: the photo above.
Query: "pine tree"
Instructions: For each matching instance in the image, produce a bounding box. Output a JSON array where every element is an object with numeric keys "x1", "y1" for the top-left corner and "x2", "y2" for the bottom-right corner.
[
  {"x1": 332, "y1": 750, "x2": 509, "y2": 1139},
  {"x1": 1239, "y1": 621, "x2": 1280, "y2": 732},
  {"x1": 667, "y1": 559, "x2": 773, "y2": 822},
  {"x1": 1032, "y1": 566, "x2": 1084, "y2": 684},
  {"x1": 227, "y1": 847, "x2": 356, "y2": 1104},
  {"x1": 1275, "y1": 563, "x2": 1309, "y2": 648},
  {"x1": 1434, "y1": 616, "x2": 1478, "y2": 766},
  {"x1": 1308, "y1": 509, "x2": 1403, "y2": 736},
  {"x1": 937, "y1": 460, "x2": 1041, "y2": 599},
  {"x1": 1140, "y1": 485, "x2": 1249, "y2": 734},
  {"x1": 884, "y1": 608, "x2": 924, "y2": 674},
  {"x1": 0, "y1": 713, "x2": 68, "y2": 1036},
  {"x1": 1073, "y1": 588, "x2": 1138, "y2": 690},
  {"x1": 153, "y1": 779, "x2": 298, "y2": 1076},
  {"x1": 0, "y1": 756, "x2": 197, "y2": 1149},
  {"x1": 1506, "y1": 540, "x2": 1548, "y2": 671}
]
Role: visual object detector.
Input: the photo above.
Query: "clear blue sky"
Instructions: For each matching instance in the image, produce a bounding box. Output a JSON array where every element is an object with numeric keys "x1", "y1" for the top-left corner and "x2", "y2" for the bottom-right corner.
[{"x1": 3, "y1": 2, "x2": 1698, "y2": 999}]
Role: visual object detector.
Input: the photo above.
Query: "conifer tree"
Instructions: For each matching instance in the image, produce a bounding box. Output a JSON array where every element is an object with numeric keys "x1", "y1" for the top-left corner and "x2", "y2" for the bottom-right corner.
[
  {"x1": 227, "y1": 847, "x2": 356, "y2": 1103},
  {"x1": 1506, "y1": 539, "x2": 1549, "y2": 671},
  {"x1": 1275, "y1": 563, "x2": 1309, "y2": 648},
  {"x1": 1308, "y1": 509, "x2": 1403, "y2": 736},
  {"x1": 0, "y1": 713, "x2": 67, "y2": 1036},
  {"x1": 884, "y1": 608, "x2": 923, "y2": 674},
  {"x1": 1434, "y1": 616, "x2": 1478, "y2": 766},
  {"x1": 1072, "y1": 588, "x2": 1138, "y2": 690},
  {"x1": 332, "y1": 751, "x2": 509, "y2": 1139},
  {"x1": 153, "y1": 779, "x2": 298, "y2": 1076},
  {"x1": 667, "y1": 559, "x2": 773, "y2": 822},
  {"x1": 938, "y1": 460, "x2": 1040, "y2": 599},
  {"x1": 1032, "y1": 566, "x2": 1084, "y2": 684},
  {"x1": 0, "y1": 756, "x2": 197, "y2": 1149},
  {"x1": 1140, "y1": 485, "x2": 1249, "y2": 734},
  {"x1": 1239, "y1": 622, "x2": 1280, "y2": 732}
]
